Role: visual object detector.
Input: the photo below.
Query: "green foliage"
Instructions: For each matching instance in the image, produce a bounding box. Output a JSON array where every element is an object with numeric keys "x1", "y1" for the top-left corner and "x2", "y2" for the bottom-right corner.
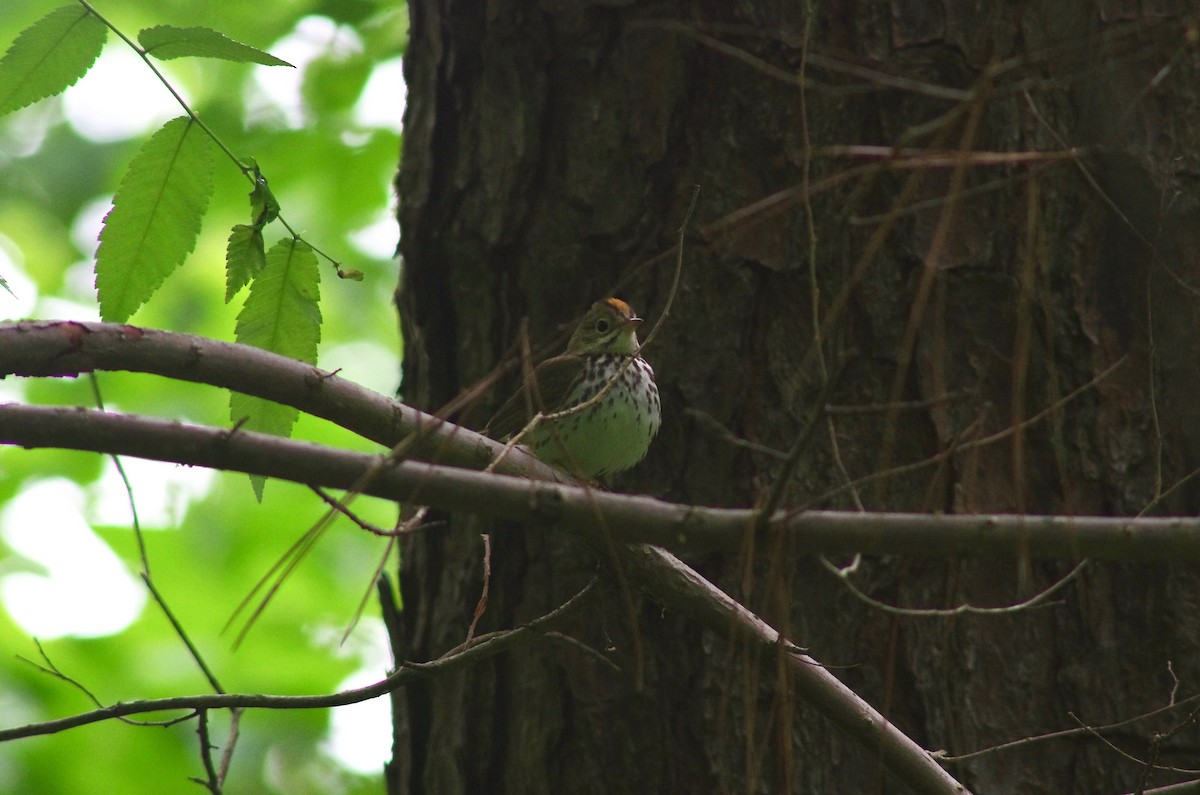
[
  {"x1": 138, "y1": 24, "x2": 293, "y2": 66},
  {"x1": 247, "y1": 162, "x2": 281, "y2": 227},
  {"x1": 225, "y1": 223, "x2": 266, "y2": 298},
  {"x1": 233, "y1": 237, "x2": 321, "y2": 374},
  {"x1": 0, "y1": 5, "x2": 106, "y2": 116},
  {"x1": 0, "y1": 2, "x2": 341, "y2": 365},
  {"x1": 94, "y1": 115, "x2": 216, "y2": 321},
  {"x1": 231, "y1": 236, "x2": 321, "y2": 497},
  {"x1": 0, "y1": 0, "x2": 407, "y2": 791},
  {"x1": 225, "y1": 162, "x2": 280, "y2": 299}
]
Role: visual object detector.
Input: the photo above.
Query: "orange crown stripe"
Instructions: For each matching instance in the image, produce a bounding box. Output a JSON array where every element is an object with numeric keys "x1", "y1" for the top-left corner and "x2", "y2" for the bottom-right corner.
[{"x1": 602, "y1": 297, "x2": 633, "y2": 317}]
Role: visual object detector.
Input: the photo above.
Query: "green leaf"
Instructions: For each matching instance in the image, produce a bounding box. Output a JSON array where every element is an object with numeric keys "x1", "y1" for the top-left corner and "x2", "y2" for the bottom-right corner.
[
  {"x1": 138, "y1": 25, "x2": 292, "y2": 67},
  {"x1": 94, "y1": 116, "x2": 216, "y2": 321},
  {"x1": 234, "y1": 237, "x2": 321, "y2": 367},
  {"x1": 248, "y1": 167, "x2": 280, "y2": 227},
  {"x1": 225, "y1": 224, "x2": 266, "y2": 301},
  {"x1": 231, "y1": 236, "x2": 321, "y2": 428},
  {"x1": 0, "y1": 5, "x2": 108, "y2": 117},
  {"x1": 231, "y1": 237, "x2": 321, "y2": 498}
]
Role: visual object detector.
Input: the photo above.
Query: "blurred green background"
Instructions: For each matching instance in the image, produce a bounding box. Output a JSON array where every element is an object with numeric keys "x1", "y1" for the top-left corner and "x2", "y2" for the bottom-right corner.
[{"x1": 0, "y1": 1, "x2": 407, "y2": 792}]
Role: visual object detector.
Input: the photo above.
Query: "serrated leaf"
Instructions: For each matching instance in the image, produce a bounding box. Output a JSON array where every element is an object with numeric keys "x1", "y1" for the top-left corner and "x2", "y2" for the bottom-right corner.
[
  {"x1": 138, "y1": 25, "x2": 292, "y2": 67},
  {"x1": 235, "y1": 237, "x2": 321, "y2": 362},
  {"x1": 230, "y1": 237, "x2": 321, "y2": 498},
  {"x1": 231, "y1": 236, "x2": 321, "y2": 418},
  {"x1": 95, "y1": 116, "x2": 216, "y2": 321},
  {"x1": 0, "y1": 6, "x2": 107, "y2": 117},
  {"x1": 225, "y1": 224, "x2": 266, "y2": 301}
]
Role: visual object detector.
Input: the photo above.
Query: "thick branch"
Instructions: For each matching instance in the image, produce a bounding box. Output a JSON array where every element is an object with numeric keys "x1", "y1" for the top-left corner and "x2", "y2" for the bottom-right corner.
[
  {"x1": 0, "y1": 404, "x2": 971, "y2": 791},
  {"x1": 0, "y1": 322, "x2": 978, "y2": 792},
  {"x1": 619, "y1": 543, "x2": 968, "y2": 794},
  {"x1": 1, "y1": 404, "x2": 1197, "y2": 563},
  {"x1": 0, "y1": 320, "x2": 549, "y2": 477}
]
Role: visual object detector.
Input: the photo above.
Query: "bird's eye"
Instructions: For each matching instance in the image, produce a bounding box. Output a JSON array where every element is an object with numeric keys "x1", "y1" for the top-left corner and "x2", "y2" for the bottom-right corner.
[{"x1": 595, "y1": 319, "x2": 610, "y2": 333}]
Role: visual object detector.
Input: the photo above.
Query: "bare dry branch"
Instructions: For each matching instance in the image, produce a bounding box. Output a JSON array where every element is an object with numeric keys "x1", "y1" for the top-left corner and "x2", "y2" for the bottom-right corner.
[
  {"x1": 0, "y1": 577, "x2": 600, "y2": 744},
  {"x1": 0, "y1": 320, "x2": 550, "y2": 477},
  {"x1": 2, "y1": 403, "x2": 1200, "y2": 563}
]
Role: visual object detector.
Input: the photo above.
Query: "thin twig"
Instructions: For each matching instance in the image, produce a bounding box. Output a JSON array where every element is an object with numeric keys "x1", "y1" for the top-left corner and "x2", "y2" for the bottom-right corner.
[
  {"x1": 141, "y1": 576, "x2": 224, "y2": 694},
  {"x1": 755, "y1": 361, "x2": 847, "y2": 533},
  {"x1": 194, "y1": 709, "x2": 221, "y2": 795},
  {"x1": 683, "y1": 408, "x2": 789, "y2": 459},
  {"x1": 18, "y1": 642, "x2": 186, "y2": 728},
  {"x1": 465, "y1": 533, "x2": 492, "y2": 647},
  {"x1": 820, "y1": 557, "x2": 1088, "y2": 617},
  {"x1": 311, "y1": 485, "x2": 400, "y2": 536},
  {"x1": 340, "y1": 535, "x2": 396, "y2": 647},
  {"x1": 941, "y1": 691, "x2": 1200, "y2": 764},
  {"x1": 806, "y1": 356, "x2": 1128, "y2": 507},
  {"x1": 0, "y1": 579, "x2": 600, "y2": 743}
]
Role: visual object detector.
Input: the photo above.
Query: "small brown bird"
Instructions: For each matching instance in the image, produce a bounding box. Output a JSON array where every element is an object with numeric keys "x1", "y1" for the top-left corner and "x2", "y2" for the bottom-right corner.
[{"x1": 487, "y1": 298, "x2": 661, "y2": 478}]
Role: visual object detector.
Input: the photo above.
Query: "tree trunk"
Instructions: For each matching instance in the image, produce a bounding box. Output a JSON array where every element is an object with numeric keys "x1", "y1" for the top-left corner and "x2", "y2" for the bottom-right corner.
[{"x1": 395, "y1": 1, "x2": 1200, "y2": 792}]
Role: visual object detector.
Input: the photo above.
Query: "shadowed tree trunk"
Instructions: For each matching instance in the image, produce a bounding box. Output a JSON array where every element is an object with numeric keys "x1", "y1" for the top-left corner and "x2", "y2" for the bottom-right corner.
[{"x1": 394, "y1": 2, "x2": 1200, "y2": 792}]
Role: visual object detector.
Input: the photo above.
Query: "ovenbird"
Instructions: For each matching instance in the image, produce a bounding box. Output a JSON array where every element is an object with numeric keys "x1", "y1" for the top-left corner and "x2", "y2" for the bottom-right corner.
[{"x1": 487, "y1": 298, "x2": 661, "y2": 478}]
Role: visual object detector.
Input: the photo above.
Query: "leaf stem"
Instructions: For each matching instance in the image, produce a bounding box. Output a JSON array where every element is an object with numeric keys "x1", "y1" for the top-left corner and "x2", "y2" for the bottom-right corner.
[{"x1": 74, "y1": 0, "x2": 346, "y2": 273}]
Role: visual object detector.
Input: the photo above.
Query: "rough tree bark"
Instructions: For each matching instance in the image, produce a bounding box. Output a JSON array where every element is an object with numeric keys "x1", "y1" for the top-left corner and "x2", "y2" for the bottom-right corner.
[{"x1": 395, "y1": 1, "x2": 1200, "y2": 792}]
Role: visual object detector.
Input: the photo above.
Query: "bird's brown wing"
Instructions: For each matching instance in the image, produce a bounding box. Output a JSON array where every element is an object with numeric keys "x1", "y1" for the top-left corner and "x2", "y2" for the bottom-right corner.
[{"x1": 485, "y1": 354, "x2": 583, "y2": 440}]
